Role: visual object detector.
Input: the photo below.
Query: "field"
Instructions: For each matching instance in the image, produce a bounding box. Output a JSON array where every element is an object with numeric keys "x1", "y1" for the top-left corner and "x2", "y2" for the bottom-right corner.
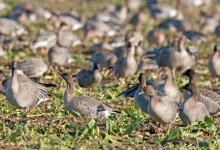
[{"x1": 0, "y1": 0, "x2": 219, "y2": 149}]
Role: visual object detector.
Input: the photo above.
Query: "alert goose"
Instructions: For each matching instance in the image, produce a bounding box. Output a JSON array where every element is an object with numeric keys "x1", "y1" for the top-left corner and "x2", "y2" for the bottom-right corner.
[
  {"x1": 179, "y1": 83, "x2": 210, "y2": 125},
  {"x1": 90, "y1": 51, "x2": 117, "y2": 69},
  {"x1": 156, "y1": 67, "x2": 184, "y2": 104},
  {"x1": 48, "y1": 46, "x2": 73, "y2": 66},
  {"x1": 61, "y1": 73, "x2": 120, "y2": 119},
  {"x1": 112, "y1": 43, "x2": 138, "y2": 78},
  {"x1": 142, "y1": 84, "x2": 178, "y2": 123},
  {"x1": 17, "y1": 57, "x2": 48, "y2": 78},
  {"x1": 183, "y1": 69, "x2": 220, "y2": 115},
  {"x1": 75, "y1": 64, "x2": 102, "y2": 88},
  {"x1": 208, "y1": 45, "x2": 220, "y2": 77},
  {"x1": 134, "y1": 73, "x2": 149, "y2": 113},
  {"x1": 3, "y1": 61, "x2": 50, "y2": 108}
]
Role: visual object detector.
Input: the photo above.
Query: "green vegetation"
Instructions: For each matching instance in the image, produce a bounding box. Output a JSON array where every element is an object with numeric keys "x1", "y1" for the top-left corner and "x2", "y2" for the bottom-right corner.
[{"x1": 0, "y1": 0, "x2": 219, "y2": 149}]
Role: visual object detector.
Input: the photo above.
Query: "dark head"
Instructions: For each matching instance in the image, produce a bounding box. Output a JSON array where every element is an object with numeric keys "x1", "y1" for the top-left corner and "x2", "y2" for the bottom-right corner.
[
  {"x1": 138, "y1": 73, "x2": 146, "y2": 89},
  {"x1": 213, "y1": 44, "x2": 218, "y2": 53},
  {"x1": 93, "y1": 63, "x2": 101, "y2": 71},
  {"x1": 11, "y1": 61, "x2": 18, "y2": 76},
  {"x1": 182, "y1": 69, "x2": 196, "y2": 83},
  {"x1": 60, "y1": 73, "x2": 74, "y2": 87},
  {"x1": 183, "y1": 82, "x2": 197, "y2": 98}
]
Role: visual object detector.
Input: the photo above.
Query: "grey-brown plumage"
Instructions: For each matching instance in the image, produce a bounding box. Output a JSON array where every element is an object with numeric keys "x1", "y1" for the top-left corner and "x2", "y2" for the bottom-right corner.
[
  {"x1": 112, "y1": 43, "x2": 137, "y2": 78},
  {"x1": 48, "y1": 46, "x2": 73, "y2": 66},
  {"x1": 156, "y1": 67, "x2": 184, "y2": 104},
  {"x1": 3, "y1": 61, "x2": 49, "y2": 108},
  {"x1": 58, "y1": 25, "x2": 82, "y2": 48},
  {"x1": 90, "y1": 51, "x2": 117, "y2": 69},
  {"x1": 183, "y1": 69, "x2": 220, "y2": 115},
  {"x1": 61, "y1": 73, "x2": 120, "y2": 119},
  {"x1": 32, "y1": 32, "x2": 57, "y2": 49},
  {"x1": 143, "y1": 85, "x2": 178, "y2": 123},
  {"x1": 155, "y1": 37, "x2": 196, "y2": 76},
  {"x1": 208, "y1": 45, "x2": 220, "y2": 77},
  {"x1": 17, "y1": 57, "x2": 48, "y2": 78},
  {"x1": 75, "y1": 64, "x2": 102, "y2": 88},
  {"x1": 0, "y1": 18, "x2": 28, "y2": 37},
  {"x1": 134, "y1": 73, "x2": 149, "y2": 113},
  {"x1": 179, "y1": 83, "x2": 210, "y2": 125}
]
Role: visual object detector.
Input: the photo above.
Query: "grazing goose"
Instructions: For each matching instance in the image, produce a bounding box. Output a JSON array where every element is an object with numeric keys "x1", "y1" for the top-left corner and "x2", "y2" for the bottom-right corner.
[
  {"x1": 0, "y1": 18, "x2": 28, "y2": 37},
  {"x1": 156, "y1": 67, "x2": 184, "y2": 104},
  {"x1": 112, "y1": 43, "x2": 138, "y2": 78},
  {"x1": 61, "y1": 73, "x2": 120, "y2": 119},
  {"x1": 58, "y1": 24, "x2": 82, "y2": 48},
  {"x1": 142, "y1": 84, "x2": 178, "y2": 123},
  {"x1": 134, "y1": 73, "x2": 149, "y2": 113},
  {"x1": 32, "y1": 32, "x2": 57, "y2": 50},
  {"x1": 17, "y1": 57, "x2": 48, "y2": 78},
  {"x1": 3, "y1": 61, "x2": 50, "y2": 108},
  {"x1": 179, "y1": 83, "x2": 210, "y2": 125},
  {"x1": 208, "y1": 45, "x2": 220, "y2": 77},
  {"x1": 147, "y1": 28, "x2": 165, "y2": 46},
  {"x1": 183, "y1": 69, "x2": 220, "y2": 115},
  {"x1": 48, "y1": 46, "x2": 73, "y2": 66},
  {"x1": 90, "y1": 51, "x2": 117, "y2": 69},
  {"x1": 75, "y1": 64, "x2": 102, "y2": 88}
]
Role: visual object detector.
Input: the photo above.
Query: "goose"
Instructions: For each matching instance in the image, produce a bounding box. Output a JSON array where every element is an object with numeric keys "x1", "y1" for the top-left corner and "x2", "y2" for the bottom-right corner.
[
  {"x1": 58, "y1": 24, "x2": 82, "y2": 48},
  {"x1": 17, "y1": 57, "x2": 48, "y2": 78},
  {"x1": 179, "y1": 82, "x2": 210, "y2": 125},
  {"x1": 112, "y1": 43, "x2": 138, "y2": 78},
  {"x1": 32, "y1": 31, "x2": 57, "y2": 50},
  {"x1": 48, "y1": 46, "x2": 73, "y2": 66},
  {"x1": 134, "y1": 73, "x2": 149, "y2": 113},
  {"x1": 61, "y1": 73, "x2": 120, "y2": 119},
  {"x1": 156, "y1": 36, "x2": 196, "y2": 76},
  {"x1": 75, "y1": 64, "x2": 102, "y2": 88},
  {"x1": 0, "y1": 18, "x2": 28, "y2": 37},
  {"x1": 208, "y1": 45, "x2": 220, "y2": 77},
  {"x1": 183, "y1": 69, "x2": 220, "y2": 115},
  {"x1": 156, "y1": 67, "x2": 184, "y2": 104},
  {"x1": 3, "y1": 61, "x2": 50, "y2": 108},
  {"x1": 90, "y1": 50, "x2": 117, "y2": 69},
  {"x1": 142, "y1": 84, "x2": 178, "y2": 123}
]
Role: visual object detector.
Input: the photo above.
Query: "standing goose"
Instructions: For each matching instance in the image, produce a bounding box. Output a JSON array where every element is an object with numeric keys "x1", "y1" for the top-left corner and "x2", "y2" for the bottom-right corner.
[
  {"x1": 3, "y1": 61, "x2": 50, "y2": 108},
  {"x1": 17, "y1": 57, "x2": 48, "y2": 78},
  {"x1": 61, "y1": 73, "x2": 120, "y2": 119},
  {"x1": 179, "y1": 83, "x2": 210, "y2": 125},
  {"x1": 134, "y1": 73, "x2": 149, "y2": 113},
  {"x1": 75, "y1": 64, "x2": 102, "y2": 88},
  {"x1": 142, "y1": 85, "x2": 178, "y2": 123},
  {"x1": 156, "y1": 67, "x2": 184, "y2": 104},
  {"x1": 208, "y1": 45, "x2": 220, "y2": 77},
  {"x1": 183, "y1": 69, "x2": 220, "y2": 115},
  {"x1": 112, "y1": 42, "x2": 137, "y2": 78}
]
